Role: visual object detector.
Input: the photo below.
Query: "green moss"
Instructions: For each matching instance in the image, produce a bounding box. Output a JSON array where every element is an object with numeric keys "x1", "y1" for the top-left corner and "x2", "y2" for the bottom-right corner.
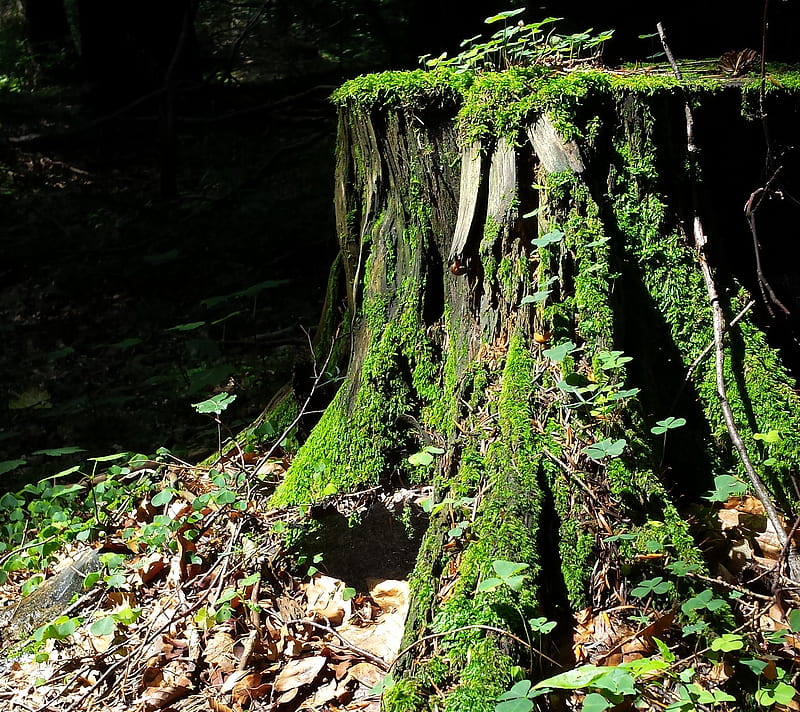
[
  {"x1": 537, "y1": 141, "x2": 708, "y2": 606},
  {"x1": 333, "y1": 64, "x2": 800, "y2": 156},
  {"x1": 331, "y1": 68, "x2": 469, "y2": 111},
  {"x1": 395, "y1": 335, "x2": 549, "y2": 707},
  {"x1": 384, "y1": 678, "x2": 428, "y2": 712},
  {"x1": 271, "y1": 298, "x2": 444, "y2": 506},
  {"x1": 480, "y1": 216, "x2": 502, "y2": 287},
  {"x1": 424, "y1": 305, "x2": 469, "y2": 437},
  {"x1": 441, "y1": 639, "x2": 515, "y2": 712},
  {"x1": 605, "y1": 89, "x2": 800, "y2": 504},
  {"x1": 496, "y1": 255, "x2": 516, "y2": 297}
]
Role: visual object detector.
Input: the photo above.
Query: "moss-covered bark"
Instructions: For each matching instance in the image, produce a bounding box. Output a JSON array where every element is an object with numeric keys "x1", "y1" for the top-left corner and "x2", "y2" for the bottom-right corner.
[{"x1": 268, "y1": 67, "x2": 800, "y2": 710}]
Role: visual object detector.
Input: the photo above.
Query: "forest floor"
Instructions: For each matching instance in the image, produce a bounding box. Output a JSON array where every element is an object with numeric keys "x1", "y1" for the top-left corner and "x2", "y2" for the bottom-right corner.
[
  {"x1": 0, "y1": 80, "x2": 339, "y2": 488},
  {"x1": 0, "y1": 450, "x2": 419, "y2": 711}
]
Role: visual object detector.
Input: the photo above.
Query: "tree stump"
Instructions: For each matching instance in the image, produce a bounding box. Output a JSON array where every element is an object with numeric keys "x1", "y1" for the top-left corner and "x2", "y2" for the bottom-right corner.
[{"x1": 267, "y1": 67, "x2": 800, "y2": 710}]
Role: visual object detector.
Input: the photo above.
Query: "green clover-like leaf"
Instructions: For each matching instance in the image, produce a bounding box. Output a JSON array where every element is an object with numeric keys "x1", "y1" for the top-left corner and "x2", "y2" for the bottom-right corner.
[{"x1": 650, "y1": 416, "x2": 687, "y2": 435}]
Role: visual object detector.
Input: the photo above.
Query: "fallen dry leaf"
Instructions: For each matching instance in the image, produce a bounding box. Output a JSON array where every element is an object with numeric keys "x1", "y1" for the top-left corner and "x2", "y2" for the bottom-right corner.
[
  {"x1": 231, "y1": 671, "x2": 271, "y2": 706},
  {"x1": 368, "y1": 579, "x2": 408, "y2": 615},
  {"x1": 708, "y1": 661, "x2": 733, "y2": 684},
  {"x1": 141, "y1": 678, "x2": 192, "y2": 711},
  {"x1": 273, "y1": 655, "x2": 327, "y2": 692},
  {"x1": 208, "y1": 697, "x2": 235, "y2": 712},
  {"x1": 306, "y1": 574, "x2": 353, "y2": 625},
  {"x1": 275, "y1": 687, "x2": 299, "y2": 706},
  {"x1": 313, "y1": 603, "x2": 346, "y2": 626},
  {"x1": 347, "y1": 662, "x2": 385, "y2": 689},
  {"x1": 136, "y1": 552, "x2": 169, "y2": 584},
  {"x1": 334, "y1": 578, "x2": 410, "y2": 663},
  {"x1": 309, "y1": 676, "x2": 341, "y2": 707},
  {"x1": 717, "y1": 508, "x2": 741, "y2": 531},
  {"x1": 204, "y1": 629, "x2": 236, "y2": 671}
]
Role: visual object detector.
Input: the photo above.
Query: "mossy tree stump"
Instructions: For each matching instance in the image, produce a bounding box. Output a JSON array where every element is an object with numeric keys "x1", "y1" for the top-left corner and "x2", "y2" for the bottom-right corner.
[{"x1": 268, "y1": 67, "x2": 800, "y2": 710}]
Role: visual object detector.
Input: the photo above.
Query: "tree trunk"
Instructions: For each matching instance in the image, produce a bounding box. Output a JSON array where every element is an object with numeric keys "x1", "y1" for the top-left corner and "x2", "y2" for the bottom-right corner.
[{"x1": 266, "y1": 69, "x2": 800, "y2": 709}]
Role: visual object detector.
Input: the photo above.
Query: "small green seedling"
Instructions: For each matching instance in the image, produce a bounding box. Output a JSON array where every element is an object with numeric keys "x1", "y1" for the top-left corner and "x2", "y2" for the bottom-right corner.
[
  {"x1": 582, "y1": 438, "x2": 626, "y2": 462},
  {"x1": 596, "y1": 350, "x2": 632, "y2": 371},
  {"x1": 542, "y1": 340, "x2": 576, "y2": 363},
  {"x1": 531, "y1": 229, "x2": 564, "y2": 248},
  {"x1": 528, "y1": 616, "x2": 557, "y2": 635},
  {"x1": 477, "y1": 560, "x2": 528, "y2": 592},
  {"x1": 710, "y1": 633, "x2": 745, "y2": 653},
  {"x1": 704, "y1": 474, "x2": 747, "y2": 503},
  {"x1": 192, "y1": 393, "x2": 236, "y2": 415},
  {"x1": 630, "y1": 576, "x2": 671, "y2": 599},
  {"x1": 408, "y1": 445, "x2": 445, "y2": 467},
  {"x1": 681, "y1": 588, "x2": 728, "y2": 617},
  {"x1": 753, "y1": 429, "x2": 781, "y2": 444},
  {"x1": 519, "y1": 289, "x2": 551, "y2": 305},
  {"x1": 495, "y1": 679, "x2": 541, "y2": 712},
  {"x1": 755, "y1": 681, "x2": 796, "y2": 707},
  {"x1": 650, "y1": 416, "x2": 686, "y2": 435},
  {"x1": 32, "y1": 446, "x2": 87, "y2": 457}
]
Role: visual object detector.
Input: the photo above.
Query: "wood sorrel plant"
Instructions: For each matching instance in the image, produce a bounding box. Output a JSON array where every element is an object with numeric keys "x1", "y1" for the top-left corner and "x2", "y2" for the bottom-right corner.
[{"x1": 420, "y1": 8, "x2": 613, "y2": 73}]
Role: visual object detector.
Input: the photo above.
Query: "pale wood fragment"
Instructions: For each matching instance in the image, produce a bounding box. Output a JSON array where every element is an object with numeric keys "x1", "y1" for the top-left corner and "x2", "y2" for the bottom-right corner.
[
  {"x1": 487, "y1": 136, "x2": 517, "y2": 223},
  {"x1": 449, "y1": 140, "x2": 484, "y2": 260},
  {"x1": 526, "y1": 115, "x2": 585, "y2": 174}
]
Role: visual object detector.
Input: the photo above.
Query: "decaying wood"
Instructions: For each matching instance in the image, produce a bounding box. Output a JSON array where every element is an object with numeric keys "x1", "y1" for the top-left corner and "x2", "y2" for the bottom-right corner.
[
  {"x1": 448, "y1": 140, "x2": 485, "y2": 261},
  {"x1": 487, "y1": 137, "x2": 517, "y2": 222},
  {"x1": 526, "y1": 114, "x2": 585, "y2": 174}
]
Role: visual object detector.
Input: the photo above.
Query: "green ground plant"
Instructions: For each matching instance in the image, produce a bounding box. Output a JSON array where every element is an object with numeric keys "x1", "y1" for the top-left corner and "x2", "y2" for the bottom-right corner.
[{"x1": 421, "y1": 8, "x2": 613, "y2": 72}]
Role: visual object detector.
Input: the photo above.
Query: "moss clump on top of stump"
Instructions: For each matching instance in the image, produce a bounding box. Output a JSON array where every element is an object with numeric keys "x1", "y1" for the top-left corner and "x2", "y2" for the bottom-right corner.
[{"x1": 270, "y1": 65, "x2": 800, "y2": 711}]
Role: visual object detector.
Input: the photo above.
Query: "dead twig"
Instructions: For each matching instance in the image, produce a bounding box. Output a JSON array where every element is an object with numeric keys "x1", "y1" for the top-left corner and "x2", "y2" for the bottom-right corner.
[
  {"x1": 684, "y1": 299, "x2": 755, "y2": 383},
  {"x1": 668, "y1": 299, "x2": 755, "y2": 416},
  {"x1": 390, "y1": 624, "x2": 561, "y2": 669},
  {"x1": 282, "y1": 618, "x2": 390, "y2": 671},
  {"x1": 744, "y1": 171, "x2": 790, "y2": 316},
  {"x1": 541, "y1": 447, "x2": 598, "y2": 499},
  {"x1": 686, "y1": 571, "x2": 773, "y2": 602}
]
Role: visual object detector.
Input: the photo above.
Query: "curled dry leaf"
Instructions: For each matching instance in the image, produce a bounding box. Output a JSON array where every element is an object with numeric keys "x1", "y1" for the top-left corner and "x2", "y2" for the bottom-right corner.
[
  {"x1": 136, "y1": 552, "x2": 169, "y2": 584},
  {"x1": 335, "y1": 578, "x2": 410, "y2": 663},
  {"x1": 313, "y1": 604, "x2": 346, "y2": 626},
  {"x1": 142, "y1": 676, "x2": 193, "y2": 712},
  {"x1": 368, "y1": 578, "x2": 408, "y2": 614},
  {"x1": 708, "y1": 661, "x2": 733, "y2": 684},
  {"x1": 254, "y1": 457, "x2": 289, "y2": 478},
  {"x1": 276, "y1": 687, "x2": 299, "y2": 706},
  {"x1": 207, "y1": 697, "x2": 235, "y2": 712},
  {"x1": 305, "y1": 574, "x2": 353, "y2": 625},
  {"x1": 277, "y1": 595, "x2": 305, "y2": 621},
  {"x1": 309, "y1": 676, "x2": 342, "y2": 707}
]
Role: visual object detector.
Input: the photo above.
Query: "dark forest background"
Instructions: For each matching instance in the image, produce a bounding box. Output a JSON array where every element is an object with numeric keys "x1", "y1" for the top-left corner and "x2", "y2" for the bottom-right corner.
[{"x1": 2, "y1": 0, "x2": 799, "y2": 487}]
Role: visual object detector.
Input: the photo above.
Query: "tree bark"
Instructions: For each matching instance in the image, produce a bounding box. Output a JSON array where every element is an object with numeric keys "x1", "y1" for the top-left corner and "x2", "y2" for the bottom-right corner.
[{"x1": 265, "y1": 70, "x2": 800, "y2": 709}]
